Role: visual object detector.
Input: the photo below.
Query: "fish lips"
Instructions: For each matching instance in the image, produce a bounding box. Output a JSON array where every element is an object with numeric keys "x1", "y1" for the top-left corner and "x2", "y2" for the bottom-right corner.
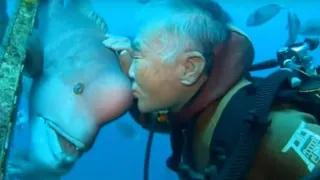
[{"x1": 38, "y1": 116, "x2": 86, "y2": 162}]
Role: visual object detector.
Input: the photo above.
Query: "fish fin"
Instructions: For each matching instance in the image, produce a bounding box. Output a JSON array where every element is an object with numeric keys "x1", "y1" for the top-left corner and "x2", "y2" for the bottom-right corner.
[
  {"x1": 6, "y1": 150, "x2": 37, "y2": 178},
  {"x1": 65, "y1": 0, "x2": 108, "y2": 33},
  {"x1": 23, "y1": 30, "x2": 44, "y2": 78},
  {"x1": 7, "y1": 150, "x2": 62, "y2": 180}
]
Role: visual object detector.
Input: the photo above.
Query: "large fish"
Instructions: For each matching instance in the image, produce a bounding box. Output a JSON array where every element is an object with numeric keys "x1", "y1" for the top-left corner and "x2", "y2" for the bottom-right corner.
[
  {"x1": 6, "y1": 0, "x2": 132, "y2": 179},
  {"x1": 246, "y1": 4, "x2": 284, "y2": 27}
]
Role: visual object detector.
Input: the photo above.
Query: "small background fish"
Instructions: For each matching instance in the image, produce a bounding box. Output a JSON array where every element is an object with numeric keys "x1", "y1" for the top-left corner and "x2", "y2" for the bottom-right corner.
[
  {"x1": 246, "y1": 4, "x2": 284, "y2": 27},
  {"x1": 115, "y1": 120, "x2": 141, "y2": 140}
]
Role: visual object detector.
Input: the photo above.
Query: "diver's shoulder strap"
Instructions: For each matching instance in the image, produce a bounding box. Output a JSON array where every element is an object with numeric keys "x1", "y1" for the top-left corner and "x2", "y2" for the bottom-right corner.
[
  {"x1": 207, "y1": 69, "x2": 294, "y2": 180},
  {"x1": 201, "y1": 78, "x2": 251, "y2": 150}
]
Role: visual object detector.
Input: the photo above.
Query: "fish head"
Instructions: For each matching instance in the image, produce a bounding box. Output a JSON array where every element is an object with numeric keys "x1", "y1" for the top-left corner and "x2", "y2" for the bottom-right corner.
[
  {"x1": 26, "y1": 38, "x2": 133, "y2": 174},
  {"x1": 20, "y1": 0, "x2": 133, "y2": 175},
  {"x1": 27, "y1": 75, "x2": 96, "y2": 174}
]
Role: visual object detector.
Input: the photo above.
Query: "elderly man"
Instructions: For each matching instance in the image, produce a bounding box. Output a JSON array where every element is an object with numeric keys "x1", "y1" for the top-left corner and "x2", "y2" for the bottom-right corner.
[{"x1": 104, "y1": 1, "x2": 320, "y2": 180}]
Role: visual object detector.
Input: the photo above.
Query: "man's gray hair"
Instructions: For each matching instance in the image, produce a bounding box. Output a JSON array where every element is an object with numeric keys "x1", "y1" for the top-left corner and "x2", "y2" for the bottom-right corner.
[{"x1": 135, "y1": 0, "x2": 231, "y2": 67}]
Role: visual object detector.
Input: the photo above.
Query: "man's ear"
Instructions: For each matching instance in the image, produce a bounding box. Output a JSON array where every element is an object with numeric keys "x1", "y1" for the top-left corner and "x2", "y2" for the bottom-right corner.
[
  {"x1": 23, "y1": 30, "x2": 43, "y2": 78},
  {"x1": 179, "y1": 51, "x2": 206, "y2": 86}
]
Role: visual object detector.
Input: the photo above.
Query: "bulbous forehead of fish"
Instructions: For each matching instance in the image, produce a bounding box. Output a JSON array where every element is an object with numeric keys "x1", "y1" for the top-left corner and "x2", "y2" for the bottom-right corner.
[{"x1": 42, "y1": 45, "x2": 121, "y2": 81}]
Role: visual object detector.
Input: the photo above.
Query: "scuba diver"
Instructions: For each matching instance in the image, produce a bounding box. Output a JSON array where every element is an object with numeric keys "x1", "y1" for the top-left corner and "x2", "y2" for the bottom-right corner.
[{"x1": 103, "y1": 0, "x2": 320, "y2": 180}]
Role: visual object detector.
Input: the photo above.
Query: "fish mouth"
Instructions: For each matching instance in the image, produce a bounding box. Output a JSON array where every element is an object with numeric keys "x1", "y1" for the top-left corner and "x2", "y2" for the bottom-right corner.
[{"x1": 41, "y1": 117, "x2": 86, "y2": 157}]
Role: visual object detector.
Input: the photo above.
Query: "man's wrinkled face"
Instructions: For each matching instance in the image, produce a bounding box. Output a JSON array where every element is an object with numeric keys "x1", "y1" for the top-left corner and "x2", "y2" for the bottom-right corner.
[
  {"x1": 128, "y1": 27, "x2": 208, "y2": 113},
  {"x1": 128, "y1": 34, "x2": 183, "y2": 113}
]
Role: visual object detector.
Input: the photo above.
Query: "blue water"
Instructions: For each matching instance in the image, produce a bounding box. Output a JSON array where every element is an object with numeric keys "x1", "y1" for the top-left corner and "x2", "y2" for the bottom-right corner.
[{"x1": 6, "y1": 1, "x2": 320, "y2": 180}]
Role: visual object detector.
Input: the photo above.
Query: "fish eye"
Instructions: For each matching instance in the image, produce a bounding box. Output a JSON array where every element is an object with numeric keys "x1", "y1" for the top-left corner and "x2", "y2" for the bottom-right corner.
[{"x1": 73, "y1": 83, "x2": 85, "y2": 95}]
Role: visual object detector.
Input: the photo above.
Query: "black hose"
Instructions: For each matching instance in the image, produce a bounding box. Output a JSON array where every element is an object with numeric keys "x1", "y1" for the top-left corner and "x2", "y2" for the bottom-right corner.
[
  {"x1": 249, "y1": 59, "x2": 279, "y2": 71},
  {"x1": 143, "y1": 119, "x2": 157, "y2": 180}
]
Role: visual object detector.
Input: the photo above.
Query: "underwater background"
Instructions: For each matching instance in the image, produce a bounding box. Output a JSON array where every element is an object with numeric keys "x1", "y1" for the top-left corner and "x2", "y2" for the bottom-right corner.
[{"x1": 4, "y1": 0, "x2": 320, "y2": 179}]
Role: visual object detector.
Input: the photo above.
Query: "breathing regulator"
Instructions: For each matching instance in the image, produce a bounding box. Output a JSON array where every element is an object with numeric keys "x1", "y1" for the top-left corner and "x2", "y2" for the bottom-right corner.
[{"x1": 250, "y1": 38, "x2": 320, "y2": 88}]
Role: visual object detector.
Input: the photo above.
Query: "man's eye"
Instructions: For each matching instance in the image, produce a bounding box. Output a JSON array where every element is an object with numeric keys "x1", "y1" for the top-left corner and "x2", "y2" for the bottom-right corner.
[{"x1": 133, "y1": 56, "x2": 142, "y2": 59}]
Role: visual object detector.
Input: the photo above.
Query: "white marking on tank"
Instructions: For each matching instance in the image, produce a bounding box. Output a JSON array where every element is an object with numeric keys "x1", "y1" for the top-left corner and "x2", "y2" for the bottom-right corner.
[{"x1": 282, "y1": 121, "x2": 320, "y2": 171}]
